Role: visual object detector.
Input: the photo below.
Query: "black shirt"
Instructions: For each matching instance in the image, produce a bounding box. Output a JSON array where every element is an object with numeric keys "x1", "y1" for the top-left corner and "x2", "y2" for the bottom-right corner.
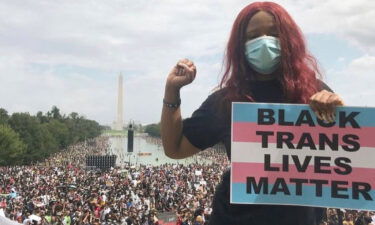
[
  {"x1": 182, "y1": 79, "x2": 332, "y2": 225},
  {"x1": 183, "y1": 79, "x2": 332, "y2": 158}
]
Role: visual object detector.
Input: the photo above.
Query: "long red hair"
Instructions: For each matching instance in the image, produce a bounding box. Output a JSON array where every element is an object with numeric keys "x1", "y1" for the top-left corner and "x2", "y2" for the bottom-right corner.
[{"x1": 220, "y1": 2, "x2": 320, "y2": 105}]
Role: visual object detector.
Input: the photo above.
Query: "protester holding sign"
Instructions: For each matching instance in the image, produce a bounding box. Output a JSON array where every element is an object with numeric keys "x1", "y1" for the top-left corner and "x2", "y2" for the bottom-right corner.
[{"x1": 161, "y1": 2, "x2": 345, "y2": 225}]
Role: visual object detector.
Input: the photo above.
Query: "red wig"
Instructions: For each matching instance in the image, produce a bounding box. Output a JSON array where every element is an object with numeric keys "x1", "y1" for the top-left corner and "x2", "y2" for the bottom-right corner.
[{"x1": 220, "y1": 1, "x2": 320, "y2": 104}]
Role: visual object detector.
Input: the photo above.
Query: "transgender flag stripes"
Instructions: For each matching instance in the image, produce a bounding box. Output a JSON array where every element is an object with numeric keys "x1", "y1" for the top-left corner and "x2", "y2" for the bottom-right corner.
[{"x1": 230, "y1": 102, "x2": 375, "y2": 210}]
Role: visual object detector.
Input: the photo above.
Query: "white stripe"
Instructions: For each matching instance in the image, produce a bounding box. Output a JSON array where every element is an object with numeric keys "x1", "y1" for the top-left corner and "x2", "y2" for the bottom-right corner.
[{"x1": 231, "y1": 142, "x2": 375, "y2": 168}]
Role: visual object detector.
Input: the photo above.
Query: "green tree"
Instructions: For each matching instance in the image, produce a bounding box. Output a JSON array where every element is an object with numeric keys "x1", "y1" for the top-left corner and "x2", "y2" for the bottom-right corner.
[
  {"x1": 38, "y1": 124, "x2": 58, "y2": 157},
  {"x1": 69, "y1": 112, "x2": 79, "y2": 120},
  {"x1": 0, "y1": 125, "x2": 26, "y2": 165},
  {"x1": 144, "y1": 123, "x2": 161, "y2": 137},
  {"x1": 0, "y1": 108, "x2": 9, "y2": 125},
  {"x1": 44, "y1": 120, "x2": 69, "y2": 149},
  {"x1": 50, "y1": 106, "x2": 62, "y2": 120},
  {"x1": 36, "y1": 111, "x2": 49, "y2": 123},
  {"x1": 8, "y1": 113, "x2": 57, "y2": 164},
  {"x1": 3, "y1": 108, "x2": 102, "y2": 165},
  {"x1": 64, "y1": 115, "x2": 101, "y2": 144}
]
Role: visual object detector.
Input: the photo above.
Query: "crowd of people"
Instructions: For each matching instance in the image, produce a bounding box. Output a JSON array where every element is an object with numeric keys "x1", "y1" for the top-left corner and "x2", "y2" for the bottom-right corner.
[
  {"x1": 0, "y1": 136, "x2": 374, "y2": 225},
  {"x1": 0, "y1": 136, "x2": 229, "y2": 225},
  {"x1": 325, "y1": 209, "x2": 375, "y2": 225}
]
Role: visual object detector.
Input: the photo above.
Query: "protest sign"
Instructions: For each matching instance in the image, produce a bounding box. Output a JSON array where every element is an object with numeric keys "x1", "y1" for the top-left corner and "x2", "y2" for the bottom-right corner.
[{"x1": 231, "y1": 102, "x2": 375, "y2": 210}]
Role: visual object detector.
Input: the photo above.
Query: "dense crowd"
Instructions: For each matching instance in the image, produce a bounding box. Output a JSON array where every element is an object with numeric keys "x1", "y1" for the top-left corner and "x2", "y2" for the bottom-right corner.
[
  {"x1": 0, "y1": 137, "x2": 374, "y2": 225},
  {"x1": 325, "y1": 208, "x2": 375, "y2": 225},
  {"x1": 0, "y1": 137, "x2": 229, "y2": 225}
]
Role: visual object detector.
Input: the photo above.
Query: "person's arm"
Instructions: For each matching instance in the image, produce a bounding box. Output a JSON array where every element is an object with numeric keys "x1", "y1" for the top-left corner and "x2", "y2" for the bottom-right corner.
[
  {"x1": 161, "y1": 59, "x2": 200, "y2": 159},
  {"x1": 82, "y1": 212, "x2": 89, "y2": 223}
]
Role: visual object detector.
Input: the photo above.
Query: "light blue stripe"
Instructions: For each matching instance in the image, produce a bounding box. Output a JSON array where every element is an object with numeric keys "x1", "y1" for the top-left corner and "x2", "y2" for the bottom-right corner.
[
  {"x1": 232, "y1": 103, "x2": 375, "y2": 127},
  {"x1": 231, "y1": 182, "x2": 375, "y2": 210}
]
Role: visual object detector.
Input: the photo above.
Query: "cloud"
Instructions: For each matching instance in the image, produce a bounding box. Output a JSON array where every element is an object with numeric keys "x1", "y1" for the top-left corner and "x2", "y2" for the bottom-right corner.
[
  {"x1": 0, "y1": 0, "x2": 374, "y2": 124},
  {"x1": 0, "y1": 54, "x2": 114, "y2": 119},
  {"x1": 327, "y1": 55, "x2": 375, "y2": 106},
  {"x1": 281, "y1": 0, "x2": 375, "y2": 53}
]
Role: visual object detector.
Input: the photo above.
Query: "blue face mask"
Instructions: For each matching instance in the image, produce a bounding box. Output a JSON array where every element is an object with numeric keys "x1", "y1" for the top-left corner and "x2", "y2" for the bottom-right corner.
[{"x1": 245, "y1": 36, "x2": 281, "y2": 74}]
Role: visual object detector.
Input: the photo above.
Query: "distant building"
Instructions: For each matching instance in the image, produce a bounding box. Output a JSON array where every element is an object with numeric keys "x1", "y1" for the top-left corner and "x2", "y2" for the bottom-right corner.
[{"x1": 113, "y1": 74, "x2": 124, "y2": 130}]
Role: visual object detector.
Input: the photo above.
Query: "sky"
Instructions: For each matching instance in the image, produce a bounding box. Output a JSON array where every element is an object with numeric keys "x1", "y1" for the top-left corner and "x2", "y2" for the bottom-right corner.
[{"x1": 0, "y1": 0, "x2": 374, "y2": 125}]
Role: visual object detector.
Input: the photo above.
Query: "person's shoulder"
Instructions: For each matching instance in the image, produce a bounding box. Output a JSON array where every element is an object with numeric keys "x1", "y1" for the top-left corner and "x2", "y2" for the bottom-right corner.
[
  {"x1": 204, "y1": 87, "x2": 228, "y2": 103},
  {"x1": 196, "y1": 88, "x2": 229, "y2": 116}
]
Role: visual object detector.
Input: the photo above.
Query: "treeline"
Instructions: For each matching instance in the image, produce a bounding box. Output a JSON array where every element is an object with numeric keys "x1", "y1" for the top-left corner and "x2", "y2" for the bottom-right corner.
[
  {"x1": 144, "y1": 122, "x2": 161, "y2": 138},
  {"x1": 0, "y1": 106, "x2": 102, "y2": 166}
]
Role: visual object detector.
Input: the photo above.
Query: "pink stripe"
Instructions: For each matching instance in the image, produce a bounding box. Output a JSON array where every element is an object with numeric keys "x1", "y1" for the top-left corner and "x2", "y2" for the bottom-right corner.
[
  {"x1": 232, "y1": 162, "x2": 375, "y2": 187},
  {"x1": 233, "y1": 122, "x2": 375, "y2": 148}
]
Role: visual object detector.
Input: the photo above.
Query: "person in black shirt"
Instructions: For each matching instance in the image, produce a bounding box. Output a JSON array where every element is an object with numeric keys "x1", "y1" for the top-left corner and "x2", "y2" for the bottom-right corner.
[{"x1": 161, "y1": 2, "x2": 344, "y2": 225}]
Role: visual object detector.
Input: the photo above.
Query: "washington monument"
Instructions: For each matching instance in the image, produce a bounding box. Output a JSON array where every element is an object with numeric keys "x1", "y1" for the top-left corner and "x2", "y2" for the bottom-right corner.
[{"x1": 114, "y1": 74, "x2": 124, "y2": 130}]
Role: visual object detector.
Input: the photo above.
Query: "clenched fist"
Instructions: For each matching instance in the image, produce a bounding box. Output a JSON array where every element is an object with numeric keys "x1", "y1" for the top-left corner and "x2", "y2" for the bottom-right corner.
[{"x1": 166, "y1": 58, "x2": 197, "y2": 90}]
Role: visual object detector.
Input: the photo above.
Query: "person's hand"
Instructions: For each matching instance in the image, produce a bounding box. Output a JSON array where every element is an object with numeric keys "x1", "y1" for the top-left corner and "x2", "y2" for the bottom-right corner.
[
  {"x1": 166, "y1": 58, "x2": 196, "y2": 91},
  {"x1": 309, "y1": 90, "x2": 344, "y2": 123}
]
